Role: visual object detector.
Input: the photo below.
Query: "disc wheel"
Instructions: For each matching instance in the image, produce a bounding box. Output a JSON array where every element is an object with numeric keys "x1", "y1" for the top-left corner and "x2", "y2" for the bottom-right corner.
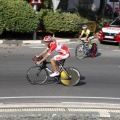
[
  {"x1": 75, "y1": 44, "x2": 86, "y2": 59},
  {"x1": 26, "y1": 66, "x2": 48, "y2": 85},
  {"x1": 60, "y1": 67, "x2": 81, "y2": 86}
]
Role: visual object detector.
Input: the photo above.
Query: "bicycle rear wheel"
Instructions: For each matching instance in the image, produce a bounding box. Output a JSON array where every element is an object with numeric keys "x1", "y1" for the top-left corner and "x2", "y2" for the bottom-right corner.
[
  {"x1": 60, "y1": 67, "x2": 81, "y2": 86},
  {"x1": 26, "y1": 66, "x2": 48, "y2": 85},
  {"x1": 75, "y1": 44, "x2": 86, "y2": 59},
  {"x1": 94, "y1": 43, "x2": 98, "y2": 56},
  {"x1": 90, "y1": 43, "x2": 98, "y2": 57}
]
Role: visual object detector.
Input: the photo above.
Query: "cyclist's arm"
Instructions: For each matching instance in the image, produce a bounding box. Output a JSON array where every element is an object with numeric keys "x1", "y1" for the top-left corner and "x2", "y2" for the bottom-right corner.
[
  {"x1": 85, "y1": 34, "x2": 89, "y2": 41},
  {"x1": 85, "y1": 30, "x2": 90, "y2": 41},
  {"x1": 78, "y1": 30, "x2": 84, "y2": 40},
  {"x1": 78, "y1": 34, "x2": 83, "y2": 39},
  {"x1": 37, "y1": 44, "x2": 56, "y2": 64},
  {"x1": 36, "y1": 48, "x2": 48, "y2": 57},
  {"x1": 36, "y1": 43, "x2": 56, "y2": 65},
  {"x1": 39, "y1": 54, "x2": 49, "y2": 63},
  {"x1": 36, "y1": 54, "x2": 49, "y2": 65}
]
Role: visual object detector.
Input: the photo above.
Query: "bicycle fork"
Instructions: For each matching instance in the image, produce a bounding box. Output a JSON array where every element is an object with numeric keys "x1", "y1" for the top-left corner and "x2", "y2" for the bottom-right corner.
[{"x1": 59, "y1": 65, "x2": 71, "y2": 80}]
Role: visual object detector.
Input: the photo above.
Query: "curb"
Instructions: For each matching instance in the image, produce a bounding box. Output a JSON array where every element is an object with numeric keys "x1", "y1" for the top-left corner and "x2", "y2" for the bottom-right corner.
[
  {"x1": 0, "y1": 102, "x2": 120, "y2": 119},
  {"x1": 0, "y1": 102, "x2": 120, "y2": 109}
]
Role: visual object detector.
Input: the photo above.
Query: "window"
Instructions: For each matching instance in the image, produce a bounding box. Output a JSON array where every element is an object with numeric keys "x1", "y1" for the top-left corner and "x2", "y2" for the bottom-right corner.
[{"x1": 110, "y1": 19, "x2": 120, "y2": 26}]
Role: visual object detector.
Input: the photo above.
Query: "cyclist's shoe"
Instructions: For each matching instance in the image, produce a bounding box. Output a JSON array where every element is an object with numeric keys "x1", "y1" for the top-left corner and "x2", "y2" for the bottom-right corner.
[
  {"x1": 50, "y1": 71, "x2": 60, "y2": 77},
  {"x1": 89, "y1": 44, "x2": 92, "y2": 49},
  {"x1": 86, "y1": 53, "x2": 90, "y2": 57}
]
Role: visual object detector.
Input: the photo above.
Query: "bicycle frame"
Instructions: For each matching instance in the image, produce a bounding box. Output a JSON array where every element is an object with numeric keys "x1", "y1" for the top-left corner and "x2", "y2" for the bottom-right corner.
[
  {"x1": 27, "y1": 57, "x2": 81, "y2": 86},
  {"x1": 39, "y1": 60, "x2": 71, "y2": 79}
]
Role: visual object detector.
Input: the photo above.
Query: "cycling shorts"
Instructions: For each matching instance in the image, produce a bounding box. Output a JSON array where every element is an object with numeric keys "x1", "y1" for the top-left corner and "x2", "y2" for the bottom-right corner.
[{"x1": 53, "y1": 54, "x2": 70, "y2": 61}]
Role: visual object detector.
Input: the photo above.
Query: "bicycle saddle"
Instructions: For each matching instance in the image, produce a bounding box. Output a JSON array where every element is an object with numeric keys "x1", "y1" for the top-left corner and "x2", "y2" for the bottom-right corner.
[{"x1": 56, "y1": 59, "x2": 66, "y2": 66}]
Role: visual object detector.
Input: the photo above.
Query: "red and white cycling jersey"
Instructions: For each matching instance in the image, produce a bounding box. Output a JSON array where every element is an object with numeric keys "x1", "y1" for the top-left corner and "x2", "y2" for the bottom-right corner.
[{"x1": 47, "y1": 40, "x2": 70, "y2": 55}]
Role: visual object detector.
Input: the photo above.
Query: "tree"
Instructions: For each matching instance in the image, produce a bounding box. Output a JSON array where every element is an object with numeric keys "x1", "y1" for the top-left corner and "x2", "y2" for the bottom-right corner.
[
  {"x1": 2, "y1": 0, "x2": 39, "y2": 33},
  {"x1": 0, "y1": 9, "x2": 4, "y2": 35}
]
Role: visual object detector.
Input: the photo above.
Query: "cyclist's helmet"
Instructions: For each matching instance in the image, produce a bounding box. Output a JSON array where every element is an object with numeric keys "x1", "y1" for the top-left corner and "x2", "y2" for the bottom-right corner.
[
  {"x1": 43, "y1": 35, "x2": 52, "y2": 42},
  {"x1": 82, "y1": 25, "x2": 87, "y2": 29}
]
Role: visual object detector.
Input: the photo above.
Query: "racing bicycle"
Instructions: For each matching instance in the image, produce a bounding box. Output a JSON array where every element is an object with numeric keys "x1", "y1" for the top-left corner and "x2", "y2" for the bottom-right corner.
[
  {"x1": 75, "y1": 39, "x2": 98, "y2": 59},
  {"x1": 26, "y1": 56, "x2": 81, "y2": 86}
]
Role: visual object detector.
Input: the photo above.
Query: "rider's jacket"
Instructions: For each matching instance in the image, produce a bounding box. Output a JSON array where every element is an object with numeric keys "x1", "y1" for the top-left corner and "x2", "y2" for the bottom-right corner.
[
  {"x1": 47, "y1": 40, "x2": 70, "y2": 55},
  {"x1": 81, "y1": 29, "x2": 90, "y2": 35}
]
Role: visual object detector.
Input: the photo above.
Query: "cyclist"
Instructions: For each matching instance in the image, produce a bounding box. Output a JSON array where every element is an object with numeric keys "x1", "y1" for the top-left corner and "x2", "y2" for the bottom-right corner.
[
  {"x1": 35, "y1": 35, "x2": 70, "y2": 77},
  {"x1": 77, "y1": 25, "x2": 94, "y2": 48}
]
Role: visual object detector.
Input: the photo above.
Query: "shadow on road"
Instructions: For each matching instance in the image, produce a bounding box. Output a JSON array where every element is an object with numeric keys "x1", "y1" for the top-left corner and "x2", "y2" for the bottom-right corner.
[
  {"x1": 101, "y1": 41, "x2": 119, "y2": 46},
  {"x1": 75, "y1": 75, "x2": 86, "y2": 86},
  {"x1": 96, "y1": 52, "x2": 101, "y2": 57}
]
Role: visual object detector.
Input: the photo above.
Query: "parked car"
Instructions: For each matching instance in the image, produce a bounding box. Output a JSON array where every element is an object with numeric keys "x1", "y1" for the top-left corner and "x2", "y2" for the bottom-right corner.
[{"x1": 98, "y1": 17, "x2": 120, "y2": 43}]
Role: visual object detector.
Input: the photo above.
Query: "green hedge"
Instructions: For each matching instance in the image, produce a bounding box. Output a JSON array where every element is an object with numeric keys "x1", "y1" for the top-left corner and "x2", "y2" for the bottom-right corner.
[
  {"x1": 0, "y1": 11, "x2": 4, "y2": 34},
  {"x1": 0, "y1": 0, "x2": 39, "y2": 34},
  {"x1": 0, "y1": 0, "x2": 5, "y2": 34},
  {"x1": 38, "y1": 9, "x2": 88, "y2": 34}
]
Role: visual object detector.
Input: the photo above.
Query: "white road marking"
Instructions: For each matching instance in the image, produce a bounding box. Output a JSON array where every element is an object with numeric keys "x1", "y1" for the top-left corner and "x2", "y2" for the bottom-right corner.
[
  {"x1": 0, "y1": 96, "x2": 120, "y2": 100},
  {"x1": 112, "y1": 49, "x2": 120, "y2": 51},
  {"x1": 30, "y1": 46, "x2": 74, "y2": 49},
  {"x1": 30, "y1": 47, "x2": 45, "y2": 48},
  {"x1": 99, "y1": 111, "x2": 110, "y2": 117},
  {"x1": 22, "y1": 44, "x2": 120, "y2": 52}
]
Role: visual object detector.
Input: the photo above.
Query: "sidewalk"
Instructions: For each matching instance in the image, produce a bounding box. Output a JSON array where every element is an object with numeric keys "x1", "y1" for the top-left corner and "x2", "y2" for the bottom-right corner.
[{"x1": 0, "y1": 102, "x2": 120, "y2": 119}]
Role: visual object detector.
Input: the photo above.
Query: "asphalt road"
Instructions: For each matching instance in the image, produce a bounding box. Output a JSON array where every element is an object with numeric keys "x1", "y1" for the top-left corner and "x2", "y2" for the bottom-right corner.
[{"x1": 0, "y1": 40, "x2": 120, "y2": 105}]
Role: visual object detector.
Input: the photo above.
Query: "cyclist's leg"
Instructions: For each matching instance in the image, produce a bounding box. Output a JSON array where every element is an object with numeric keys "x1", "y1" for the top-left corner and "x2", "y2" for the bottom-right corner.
[
  {"x1": 50, "y1": 57, "x2": 59, "y2": 77},
  {"x1": 88, "y1": 36, "x2": 94, "y2": 49},
  {"x1": 50, "y1": 54, "x2": 69, "y2": 77},
  {"x1": 50, "y1": 57, "x2": 58, "y2": 71},
  {"x1": 54, "y1": 54, "x2": 69, "y2": 66}
]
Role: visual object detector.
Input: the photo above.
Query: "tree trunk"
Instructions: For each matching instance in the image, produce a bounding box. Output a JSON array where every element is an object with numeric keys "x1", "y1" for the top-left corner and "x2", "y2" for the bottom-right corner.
[{"x1": 98, "y1": 0, "x2": 106, "y2": 18}]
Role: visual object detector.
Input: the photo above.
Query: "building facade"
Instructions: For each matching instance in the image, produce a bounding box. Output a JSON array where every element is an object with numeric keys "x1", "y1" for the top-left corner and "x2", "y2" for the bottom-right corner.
[{"x1": 67, "y1": 0, "x2": 100, "y2": 11}]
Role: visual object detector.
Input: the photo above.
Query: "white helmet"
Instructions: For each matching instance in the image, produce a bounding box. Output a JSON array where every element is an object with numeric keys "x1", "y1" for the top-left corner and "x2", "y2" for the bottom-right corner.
[{"x1": 82, "y1": 25, "x2": 87, "y2": 29}]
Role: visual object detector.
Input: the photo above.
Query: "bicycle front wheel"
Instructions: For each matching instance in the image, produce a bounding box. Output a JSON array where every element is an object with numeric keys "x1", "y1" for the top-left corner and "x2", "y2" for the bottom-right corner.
[
  {"x1": 60, "y1": 67, "x2": 81, "y2": 86},
  {"x1": 26, "y1": 66, "x2": 48, "y2": 85},
  {"x1": 75, "y1": 44, "x2": 86, "y2": 59}
]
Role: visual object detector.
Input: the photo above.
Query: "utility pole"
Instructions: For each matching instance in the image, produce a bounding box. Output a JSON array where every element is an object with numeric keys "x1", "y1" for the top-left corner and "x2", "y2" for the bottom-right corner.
[
  {"x1": 113, "y1": 0, "x2": 115, "y2": 19},
  {"x1": 99, "y1": 0, "x2": 107, "y2": 18},
  {"x1": 33, "y1": 4, "x2": 37, "y2": 40},
  {"x1": 30, "y1": 0, "x2": 42, "y2": 40},
  {"x1": 119, "y1": 0, "x2": 120, "y2": 18},
  {"x1": 52, "y1": 0, "x2": 60, "y2": 37}
]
